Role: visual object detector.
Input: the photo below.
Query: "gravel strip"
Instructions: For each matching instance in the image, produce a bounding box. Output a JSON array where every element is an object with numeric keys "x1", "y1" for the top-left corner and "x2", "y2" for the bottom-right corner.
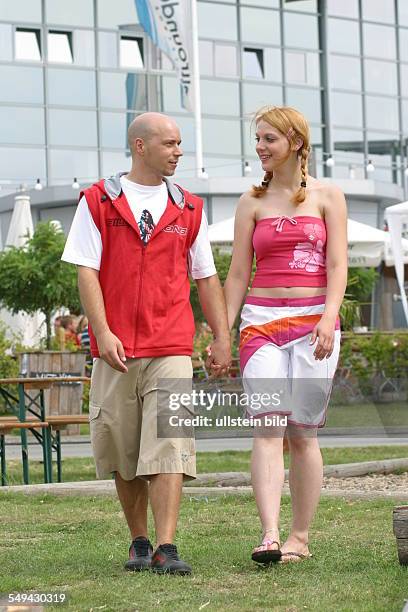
[{"x1": 323, "y1": 472, "x2": 408, "y2": 492}]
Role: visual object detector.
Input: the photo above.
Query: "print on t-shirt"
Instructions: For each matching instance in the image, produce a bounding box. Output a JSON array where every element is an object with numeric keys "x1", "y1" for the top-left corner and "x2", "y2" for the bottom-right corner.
[{"x1": 138, "y1": 209, "x2": 155, "y2": 245}]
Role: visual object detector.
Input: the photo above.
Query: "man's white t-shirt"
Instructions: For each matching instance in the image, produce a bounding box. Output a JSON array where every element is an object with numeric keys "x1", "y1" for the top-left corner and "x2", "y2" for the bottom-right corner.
[{"x1": 61, "y1": 175, "x2": 216, "y2": 279}]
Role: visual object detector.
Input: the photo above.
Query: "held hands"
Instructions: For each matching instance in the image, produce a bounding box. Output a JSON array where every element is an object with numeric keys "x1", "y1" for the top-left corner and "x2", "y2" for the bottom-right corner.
[
  {"x1": 205, "y1": 336, "x2": 232, "y2": 378},
  {"x1": 309, "y1": 315, "x2": 336, "y2": 361},
  {"x1": 96, "y1": 330, "x2": 128, "y2": 373}
]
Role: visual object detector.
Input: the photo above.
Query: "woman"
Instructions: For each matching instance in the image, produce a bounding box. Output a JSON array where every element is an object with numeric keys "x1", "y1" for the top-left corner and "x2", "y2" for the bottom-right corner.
[{"x1": 224, "y1": 106, "x2": 347, "y2": 564}]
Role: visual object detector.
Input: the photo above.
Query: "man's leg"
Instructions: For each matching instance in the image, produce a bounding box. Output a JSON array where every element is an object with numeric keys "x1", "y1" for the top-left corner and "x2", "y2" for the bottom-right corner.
[
  {"x1": 137, "y1": 356, "x2": 195, "y2": 574},
  {"x1": 115, "y1": 473, "x2": 149, "y2": 539},
  {"x1": 149, "y1": 473, "x2": 183, "y2": 545}
]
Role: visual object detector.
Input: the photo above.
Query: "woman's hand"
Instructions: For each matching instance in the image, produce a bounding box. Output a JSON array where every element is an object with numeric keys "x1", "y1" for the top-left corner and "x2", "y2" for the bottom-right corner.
[{"x1": 309, "y1": 315, "x2": 336, "y2": 360}]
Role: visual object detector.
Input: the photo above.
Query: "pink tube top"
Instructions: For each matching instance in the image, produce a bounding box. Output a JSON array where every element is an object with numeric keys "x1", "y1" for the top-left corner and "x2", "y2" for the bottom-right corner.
[{"x1": 252, "y1": 215, "x2": 327, "y2": 288}]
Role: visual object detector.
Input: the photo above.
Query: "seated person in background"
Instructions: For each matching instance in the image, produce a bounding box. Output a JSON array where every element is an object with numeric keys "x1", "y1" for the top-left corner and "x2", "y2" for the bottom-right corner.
[
  {"x1": 60, "y1": 315, "x2": 81, "y2": 347},
  {"x1": 77, "y1": 314, "x2": 90, "y2": 350}
]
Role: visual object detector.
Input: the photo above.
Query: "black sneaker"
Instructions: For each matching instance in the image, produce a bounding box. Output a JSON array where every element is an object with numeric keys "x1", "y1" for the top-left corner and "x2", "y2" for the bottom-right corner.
[
  {"x1": 124, "y1": 536, "x2": 153, "y2": 571},
  {"x1": 151, "y1": 543, "x2": 192, "y2": 575}
]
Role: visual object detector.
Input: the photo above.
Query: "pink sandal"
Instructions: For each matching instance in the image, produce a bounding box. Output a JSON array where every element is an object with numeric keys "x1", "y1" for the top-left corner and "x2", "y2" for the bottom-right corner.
[{"x1": 252, "y1": 535, "x2": 281, "y2": 564}]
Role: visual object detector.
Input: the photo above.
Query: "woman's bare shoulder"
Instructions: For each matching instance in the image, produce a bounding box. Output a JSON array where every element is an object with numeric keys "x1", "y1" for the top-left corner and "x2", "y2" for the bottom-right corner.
[
  {"x1": 236, "y1": 190, "x2": 259, "y2": 218},
  {"x1": 307, "y1": 177, "x2": 345, "y2": 199}
]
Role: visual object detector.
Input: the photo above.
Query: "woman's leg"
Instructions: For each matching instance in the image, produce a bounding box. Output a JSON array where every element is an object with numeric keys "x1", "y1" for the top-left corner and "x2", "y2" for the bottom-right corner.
[
  {"x1": 280, "y1": 432, "x2": 322, "y2": 557},
  {"x1": 242, "y1": 343, "x2": 290, "y2": 549},
  {"x1": 251, "y1": 427, "x2": 286, "y2": 546}
]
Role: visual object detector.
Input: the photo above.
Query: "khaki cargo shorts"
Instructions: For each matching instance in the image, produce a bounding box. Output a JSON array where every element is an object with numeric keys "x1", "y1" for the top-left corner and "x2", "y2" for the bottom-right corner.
[{"x1": 89, "y1": 355, "x2": 196, "y2": 481}]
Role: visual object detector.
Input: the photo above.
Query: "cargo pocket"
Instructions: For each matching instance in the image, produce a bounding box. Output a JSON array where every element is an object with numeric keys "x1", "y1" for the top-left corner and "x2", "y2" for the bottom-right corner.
[{"x1": 89, "y1": 404, "x2": 101, "y2": 422}]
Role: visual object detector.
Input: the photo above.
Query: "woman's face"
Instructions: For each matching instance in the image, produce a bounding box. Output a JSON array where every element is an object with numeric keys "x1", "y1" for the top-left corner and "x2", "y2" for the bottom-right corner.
[{"x1": 255, "y1": 119, "x2": 291, "y2": 172}]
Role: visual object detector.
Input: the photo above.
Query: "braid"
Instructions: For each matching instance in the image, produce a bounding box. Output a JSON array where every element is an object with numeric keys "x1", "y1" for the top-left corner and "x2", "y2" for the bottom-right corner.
[
  {"x1": 252, "y1": 171, "x2": 273, "y2": 199},
  {"x1": 292, "y1": 147, "x2": 310, "y2": 205}
]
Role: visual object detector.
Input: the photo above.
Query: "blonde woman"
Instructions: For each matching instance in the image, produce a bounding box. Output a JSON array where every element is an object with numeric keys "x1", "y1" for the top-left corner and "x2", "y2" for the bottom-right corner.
[{"x1": 224, "y1": 107, "x2": 347, "y2": 564}]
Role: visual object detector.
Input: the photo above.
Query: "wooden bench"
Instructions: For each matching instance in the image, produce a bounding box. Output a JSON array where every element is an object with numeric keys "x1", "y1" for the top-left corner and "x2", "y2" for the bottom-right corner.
[
  {"x1": 46, "y1": 415, "x2": 90, "y2": 482},
  {"x1": 0, "y1": 420, "x2": 49, "y2": 486}
]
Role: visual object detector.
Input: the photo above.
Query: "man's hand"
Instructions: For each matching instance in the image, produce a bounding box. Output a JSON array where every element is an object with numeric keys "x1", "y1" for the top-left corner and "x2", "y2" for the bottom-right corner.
[
  {"x1": 205, "y1": 336, "x2": 232, "y2": 378},
  {"x1": 96, "y1": 330, "x2": 128, "y2": 372}
]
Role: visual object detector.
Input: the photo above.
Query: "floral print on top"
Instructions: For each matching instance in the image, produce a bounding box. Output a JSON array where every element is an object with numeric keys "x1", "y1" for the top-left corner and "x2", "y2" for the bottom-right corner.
[{"x1": 288, "y1": 223, "x2": 325, "y2": 272}]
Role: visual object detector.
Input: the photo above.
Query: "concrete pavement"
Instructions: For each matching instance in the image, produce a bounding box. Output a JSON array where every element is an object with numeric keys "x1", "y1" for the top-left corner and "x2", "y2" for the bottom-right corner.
[{"x1": 4, "y1": 432, "x2": 408, "y2": 460}]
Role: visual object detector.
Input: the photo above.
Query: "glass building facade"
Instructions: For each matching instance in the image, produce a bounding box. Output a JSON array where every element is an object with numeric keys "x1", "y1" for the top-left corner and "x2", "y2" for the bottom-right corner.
[{"x1": 0, "y1": 0, "x2": 407, "y2": 190}]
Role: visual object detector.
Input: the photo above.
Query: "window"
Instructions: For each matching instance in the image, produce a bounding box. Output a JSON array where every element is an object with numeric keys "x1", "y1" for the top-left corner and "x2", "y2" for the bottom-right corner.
[
  {"x1": 327, "y1": 0, "x2": 358, "y2": 18},
  {"x1": 202, "y1": 118, "x2": 241, "y2": 155},
  {"x1": 244, "y1": 0, "x2": 279, "y2": 6},
  {"x1": 201, "y1": 80, "x2": 240, "y2": 115},
  {"x1": 284, "y1": 13, "x2": 319, "y2": 49},
  {"x1": 399, "y1": 30, "x2": 408, "y2": 62},
  {"x1": 0, "y1": 25, "x2": 12, "y2": 61},
  {"x1": 101, "y1": 112, "x2": 130, "y2": 148},
  {"x1": 366, "y1": 96, "x2": 399, "y2": 131},
  {"x1": 0, "y1": 65, "x2": 43, "y2": 103},
  {"x1": 0, "y1": 107, "x2": 44, "y2": 145},
  {"x1": 98, "y1": 32, "x2": 118, "y2": 68},
  {"x1": 199, "y1": 42, "x2": 238, "y2": 78},
  {"x1": 286, "y1": 51, "x2": 307, "y2": 83},
  {"x1": 46, "y1": 0, "x2": 94, "y2": 27},
  {"x1": 120, "y1": 36, "x2": 144, "y2": 69},
  {"x1": 399, "y1": 0, "x2": 408, "y2": 26},
  {"x1": 286, "y1": 51, "x2": 320, "y2": 86},
  {"x1": 331, "y1": 92, "x2": 363, "y2": 128},
  {"x1": 328, "y1": 19, "x2": 360, "y2": 55},
  {"x1": 0, "y1": 147, "x2": 46, "y2": 182},
  {"x1": 284, "y1": 0, "x2": 317, "y2": 12},
  {"x1": 198, "y1": 3, "x2": 237, "y2": 41},
  {"x1": 362, "y1": 0, "x2": 395, "y2": 24},
  {"x1": 48, "y1": 109, "x2": 98, "y2": 147},
  {"x1": 99, "y1": 72, "x2": 147, "y2": 110},
  {"x1": 50, "y1": 149, "x2": 98, "y2": 185},
  {"x1": 0, "y1": 0, "x2": 42, "y2": 23},
  {"x1": 243, "y1": 48, "x2": 264, "y2": 79},
  {"x1": 363, "y1": 24, "x2": 396, "y2": 60},
  {"x1": 401, "y1": 64, "x2": 408, "y2": 97},
  {"x1": 329, "y1": 55, "x2": 361, "y2": 91},
  {"x1": 74, "y1": 30, "x2": 95, "y2": 67},
  {"x1": 214, "y1": 44, "x2": 237, "y2": 77},
  {"x1": 364, "y1": 59, "x2": 398, "y2": 95},
  {"x1": 264, "y1": 48, "x2": 282, "y2": 82},
  {"x1": 199, "y1": 40, "x2": 214, "y2": 76},
  {"x1": 242, "y1": 83, "x2": 283, "y2": 115},
  {"x1": 48, "y1": 31, "x2": 73, "y2": 63},
  {"x1": 286, "y1": 87, "x2": 322, "y2": 124},
  {"x1": 48, "y1": 69, "x2": 96, "y2": 106},
  {"x1": 15, "y1": 28, "x2": 41, "y2": 61},
  {"x1": 97, "y1": 0, "x2": 139, "y2": 29},
  {"x1": 241, "y1": 8, "x2": 280, "y2": 45}
]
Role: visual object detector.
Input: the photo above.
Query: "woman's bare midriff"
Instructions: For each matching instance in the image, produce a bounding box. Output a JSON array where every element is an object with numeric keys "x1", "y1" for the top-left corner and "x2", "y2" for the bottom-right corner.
[{"x1": 248, "y1": 286, "x2": 327, "y2": 298}]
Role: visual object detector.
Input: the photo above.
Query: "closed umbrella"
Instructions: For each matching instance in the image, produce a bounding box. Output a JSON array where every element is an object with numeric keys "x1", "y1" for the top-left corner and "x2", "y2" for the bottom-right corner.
[{"x1": 0, "y1": 191, "x2": 45, "y2": 346}]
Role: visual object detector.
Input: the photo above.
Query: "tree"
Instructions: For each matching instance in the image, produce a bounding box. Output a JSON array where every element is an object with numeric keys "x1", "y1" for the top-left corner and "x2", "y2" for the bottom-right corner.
[{"x1": 0, "y1": 221, "x2": 80, "y2": 348}]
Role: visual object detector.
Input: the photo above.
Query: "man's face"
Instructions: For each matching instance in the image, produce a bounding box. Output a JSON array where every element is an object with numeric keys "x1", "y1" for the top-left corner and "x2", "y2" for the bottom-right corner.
[{"x1": 142, "y1": 122, "x2": 183, "y2": 177}]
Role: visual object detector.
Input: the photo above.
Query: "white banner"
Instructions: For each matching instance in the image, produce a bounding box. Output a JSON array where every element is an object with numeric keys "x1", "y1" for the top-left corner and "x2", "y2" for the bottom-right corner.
[{"x1": 135, "y1": 0, "x2": 194, "y2": 111}]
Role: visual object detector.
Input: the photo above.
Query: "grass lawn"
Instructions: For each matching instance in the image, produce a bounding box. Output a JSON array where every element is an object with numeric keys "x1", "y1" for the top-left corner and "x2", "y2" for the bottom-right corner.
[
  {"x1": 325, "y1": 402, "x2": 408, "y2": 428},
  {"x1": 0, "y1": 492, "x2": 406, "y2": 611},
  {"x1": 3, "y1": 446, "x2": 408, "y2": 487}
]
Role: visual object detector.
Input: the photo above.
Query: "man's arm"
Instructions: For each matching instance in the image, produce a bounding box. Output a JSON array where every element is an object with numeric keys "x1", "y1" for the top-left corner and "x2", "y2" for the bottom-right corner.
[
  {"x1": 196, "y1": 275, "x2": 231, "y2": 376},
  {"x1": 77, "y1": 266, "x2": 128, "y2": 372}
]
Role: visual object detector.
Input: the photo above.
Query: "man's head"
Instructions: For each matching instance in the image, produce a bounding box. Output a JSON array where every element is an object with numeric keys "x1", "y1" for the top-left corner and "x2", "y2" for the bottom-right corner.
[{"x1": 127, "y1": 112, "x2": 183, "y2": 178}]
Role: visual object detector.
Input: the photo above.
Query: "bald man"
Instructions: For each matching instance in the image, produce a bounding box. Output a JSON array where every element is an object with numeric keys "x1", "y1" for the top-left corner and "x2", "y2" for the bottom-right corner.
[{"x1": 62, "y1": 112, "x2": 231, "y2": 575}]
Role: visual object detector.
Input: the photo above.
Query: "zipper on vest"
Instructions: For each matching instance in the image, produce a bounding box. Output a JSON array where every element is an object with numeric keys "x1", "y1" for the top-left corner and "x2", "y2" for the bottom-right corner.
[{"x1": 134, "y1": 243, "x2": 147, "y2": 353}]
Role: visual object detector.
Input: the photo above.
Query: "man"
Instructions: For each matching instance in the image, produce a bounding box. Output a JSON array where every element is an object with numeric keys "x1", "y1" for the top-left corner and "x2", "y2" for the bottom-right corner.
[{"x1": 62, "y1": 112, "x2": 231, "y2": 575}]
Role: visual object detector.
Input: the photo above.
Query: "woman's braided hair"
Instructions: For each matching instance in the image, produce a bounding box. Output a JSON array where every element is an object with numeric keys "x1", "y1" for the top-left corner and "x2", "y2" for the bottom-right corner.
[{"x1": 251, "y1": 106, "x2": 311, "y2": 205}]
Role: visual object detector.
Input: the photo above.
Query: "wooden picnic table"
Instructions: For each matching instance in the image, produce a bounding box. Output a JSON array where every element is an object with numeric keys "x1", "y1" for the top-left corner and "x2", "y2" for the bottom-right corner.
[{"x1": 0, "y1": 376, "x2": 90, "y2": 485}]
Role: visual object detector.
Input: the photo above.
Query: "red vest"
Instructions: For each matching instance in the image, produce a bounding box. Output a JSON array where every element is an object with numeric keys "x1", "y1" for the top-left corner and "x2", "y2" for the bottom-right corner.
[{"x1": 81, "y1": 174, "x2": 203, "y2": 358}]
